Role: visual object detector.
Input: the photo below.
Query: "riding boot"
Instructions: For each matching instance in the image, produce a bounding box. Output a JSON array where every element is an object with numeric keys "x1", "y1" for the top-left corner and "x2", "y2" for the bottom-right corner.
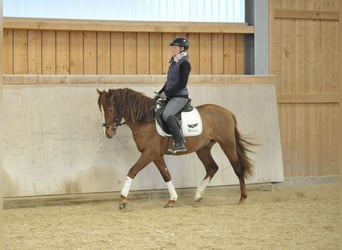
[{"x1": 166, "y1": 116, "x2": 187, "y2": 153}]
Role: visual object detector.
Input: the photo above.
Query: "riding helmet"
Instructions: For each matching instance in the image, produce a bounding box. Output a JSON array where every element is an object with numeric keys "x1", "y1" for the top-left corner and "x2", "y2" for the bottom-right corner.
[{"x1": 170, "y1": 37, "x2": 189, "y2": 50}]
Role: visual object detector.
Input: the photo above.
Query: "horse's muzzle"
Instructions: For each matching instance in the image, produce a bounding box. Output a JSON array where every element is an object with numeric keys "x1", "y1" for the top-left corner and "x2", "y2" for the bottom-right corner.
[{"x1": 104, "y1": 126, "x2": 116, "y2": 138}]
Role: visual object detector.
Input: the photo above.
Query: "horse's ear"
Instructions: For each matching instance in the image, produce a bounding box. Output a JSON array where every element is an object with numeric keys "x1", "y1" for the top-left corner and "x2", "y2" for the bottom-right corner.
[{"x1": 97, "y1": 88, "x2": 103, "y2": 95}]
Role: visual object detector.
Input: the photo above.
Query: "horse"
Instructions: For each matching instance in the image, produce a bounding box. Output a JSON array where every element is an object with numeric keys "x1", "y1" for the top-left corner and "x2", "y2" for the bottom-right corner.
[{"x1": 97, "y1": 88, "x2": 255, "y2": 209}]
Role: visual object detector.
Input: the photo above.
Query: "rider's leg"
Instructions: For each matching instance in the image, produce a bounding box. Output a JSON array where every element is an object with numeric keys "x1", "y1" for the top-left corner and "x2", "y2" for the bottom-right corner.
[
  {"x1": 166, "y1": 115, "x2": 186, "y2": 152},
  {"x1": 162, "y1": 97, "x2": 188, "y2": 153}
]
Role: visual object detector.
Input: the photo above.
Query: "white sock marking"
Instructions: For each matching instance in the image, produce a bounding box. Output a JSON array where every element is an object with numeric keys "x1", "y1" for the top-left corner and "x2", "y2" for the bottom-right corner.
[
  {"x1": 121, "y1": 176, "x2": 133, "y2": 198},
  {"x1": 166, "y1": 180, "x2": 178, "y2": 201},
  {"x1": 101, "y1": 106, "x2": 106, "y2": 135},
  {"x1": 195, "y1": 177, "x2": 210, "y2": 200}
]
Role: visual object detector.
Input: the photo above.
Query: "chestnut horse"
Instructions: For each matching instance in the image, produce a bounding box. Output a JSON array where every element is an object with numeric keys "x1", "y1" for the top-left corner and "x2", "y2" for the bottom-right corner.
[{"x1": 97, "y1": 88, "x2": 255, "y2": 209}]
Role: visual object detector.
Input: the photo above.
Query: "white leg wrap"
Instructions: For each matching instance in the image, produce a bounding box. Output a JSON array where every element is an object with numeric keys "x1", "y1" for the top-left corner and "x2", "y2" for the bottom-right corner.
[
  {"x1": 195, "y1": 178, "x2": 210, "y2": 200},
  {"x1": 121, "y1": 176, "x2": 133, "y2": 198},
  {"x1": 166, "y1": 181, "x2": 178, "y2": 201}
]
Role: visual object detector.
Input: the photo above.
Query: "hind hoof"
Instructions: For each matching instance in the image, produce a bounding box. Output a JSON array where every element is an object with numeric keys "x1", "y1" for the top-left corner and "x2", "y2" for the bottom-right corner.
[
  {"x1": 238, "y1": 198, "x2": 246, "y2": 205},
  {"x1": 164, "y1": 200, "x2": 176, "y2": 208}
]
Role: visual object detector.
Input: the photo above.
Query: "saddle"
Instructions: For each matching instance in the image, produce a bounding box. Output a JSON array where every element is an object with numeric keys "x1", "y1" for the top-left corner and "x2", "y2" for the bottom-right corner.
[{"x1": 155, "y1": 99, "x2": 203, "y2": 137}]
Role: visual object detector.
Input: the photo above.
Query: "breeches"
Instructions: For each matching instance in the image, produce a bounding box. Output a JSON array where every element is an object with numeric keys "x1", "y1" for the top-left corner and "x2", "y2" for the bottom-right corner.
[{"x1": 162, "y1": 97, "x2": 188, "y2": 121}]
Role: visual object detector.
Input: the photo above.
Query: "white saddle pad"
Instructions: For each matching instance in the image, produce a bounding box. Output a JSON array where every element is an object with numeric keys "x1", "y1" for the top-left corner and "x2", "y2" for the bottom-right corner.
[{"x1": 156, "y1": 108, "x2": 203, "y2": 137}]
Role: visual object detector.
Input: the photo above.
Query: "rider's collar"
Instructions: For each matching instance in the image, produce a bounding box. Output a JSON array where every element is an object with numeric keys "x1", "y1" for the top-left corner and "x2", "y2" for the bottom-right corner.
[{"x1": 173, "y1": 52, "x2": 187, "y2": 63}]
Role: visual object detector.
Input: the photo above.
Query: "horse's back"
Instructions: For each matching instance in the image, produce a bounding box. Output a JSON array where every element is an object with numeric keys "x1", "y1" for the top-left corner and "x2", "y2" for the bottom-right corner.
[
  {"x1": 196, "y1": 104, "x2": 236, "y2": 136},
  {"x1": 196, "y1": 104, "x2": 234, "y2": 117}
]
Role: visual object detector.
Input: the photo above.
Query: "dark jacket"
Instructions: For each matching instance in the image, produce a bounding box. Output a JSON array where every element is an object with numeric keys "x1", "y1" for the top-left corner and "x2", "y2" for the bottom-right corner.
[{"x1": 160, "y1": 54, "x2": 191, "y2": 98}]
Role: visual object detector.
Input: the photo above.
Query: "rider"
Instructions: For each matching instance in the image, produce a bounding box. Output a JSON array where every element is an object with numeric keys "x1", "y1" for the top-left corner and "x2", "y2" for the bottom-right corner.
[{"x1": 157, "y1": 37, "x2": 191, "y2": 153}]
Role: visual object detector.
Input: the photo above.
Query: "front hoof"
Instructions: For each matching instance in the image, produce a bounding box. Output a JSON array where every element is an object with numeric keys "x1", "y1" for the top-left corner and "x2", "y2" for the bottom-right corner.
[
  {"x1": 119, "y1": 202, "x2": 127, "y2": 210},
  {"x1": 194, "y1": 197, "x2": 203, "y2": 202},
  {"x1": 164, "y1": 200, "x2": 176, "y2": 208},
  {"x1": 119, "y1": 196, "x2": 128, "y2": 210}
]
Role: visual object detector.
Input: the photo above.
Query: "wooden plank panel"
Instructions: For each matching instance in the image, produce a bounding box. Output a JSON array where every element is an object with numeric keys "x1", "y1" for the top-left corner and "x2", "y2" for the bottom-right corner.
[
  {"x1": 270, "y1": 0, "x2": 340, "y2": 179},
  {"x1": 56, "y1": 31, "x2": 70, "y2": 74},
  {"x1": 280, "y1": 18, "x2": 297, "y2": 94},
  {"x1": 321, "y1": 20, "x2": 338, "y2": 92},
  {"x1": 304, "y1": 104, "x2": 339, "y2": 176},
  {"x1": 269, "y1": 0, "x2": 282, "y2": 93},
  {"x1": 279, "y1": 104, "x2": 309, "y2": 176},
  {"x1": 320, "y1": 104, "x2": 338, "y2": 175},
  {"x1": 199, "y1": 33, "x2": 211, "y2": 74},
  {"x1": 136, "y1": 33, "x2": 149, "y2": 74},
  {"x1": 110, "y1": 32, "x2": 124, "y2": 74},
  {"x1": 223, "y1": 34, "x2": 236, "y2": 74},
  {"x1": 3, "y1": 29, "x2": 13, "y2": 74},
  {"x1": 13, "y1": 29, "x2": 28, "y2": 74},
  {"x1": 277, "y1": 104, "x2": 291, "y2": 176},
  {"x1": 235, "y1": 34, "x2": 245, "y2": 74},
  {"x1": 211, "y1": 34, "x2": 224, "y2": 74},
  {"x1": 306, "y1": 19, "x2": 322, "y2": 92},
  {"x1": 278, "y1": 93, "x2": 339, "y2": 104},
  {"x1": 302, "y1": 17, "x2": 311, "y2": 94},
  {"x1": 4, "y1": 25, "x2": 248, "y2": 77},
  {"x1": 27, "y1": 30, "x2": 42, "y2": 74},
  {"x1": 123, "y1": 32, "x2": 137, "y2": 75},
  {"x1": 311, "y1": 105, "x2": 322, "y2": 175},
  {"x1": 295, "y1": 104, "x2": 306, "y2": 176},
  {"x1": 70, "y1": 31, "x2": 84, "y2": 74},
  {"x1": 42, "y1": 30, "x2": 56, "y2": 74},
  {"x1": 161, "y1": 33, "x2": 175, "y2": 75},
  {"x1": 294, "y1": 19, "x2": 305, "y2": 93},
  {"x1": 3, "y1": 75, "x2": 276, "y2": 85},
  {"x1": 4, "y1": 17, "x2": 255, "y2": 34},
  {"x1": 149, "y1": 33, "x2": 162, "y2": 75},
  {"x1": 97, "y1": 32, "x2": 111, "y2": 75},
  {"x1": 0, "y1": 12, "x2": 2, "y2": 250},
  {"x1": 175, "y1": 33, "x2": 187, "y2": 40},
  {"x1": 274, "y1": 9, "x2": 339, "y2": 21},
  {"x1": 187, "y1": 33, "x2": 199, "y2": 75},
  {"x1": 83, "y1": 31, "x2": 97, "y2": 74}
]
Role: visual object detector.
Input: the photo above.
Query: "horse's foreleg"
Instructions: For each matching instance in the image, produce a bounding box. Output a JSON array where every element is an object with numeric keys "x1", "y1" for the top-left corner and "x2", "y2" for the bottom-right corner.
[
  {"x1": 153, "y1": 158, "x2": 178, "y2": 208},
  {"x1": 119, "y1": 176, "x2": 132, "y2": 209},
  {"x1": 195, "y1": 144, "x2": 218, "y2": 202},
  {"x1": 119, "y1": 153, "x2": 152, "y2": 210}
]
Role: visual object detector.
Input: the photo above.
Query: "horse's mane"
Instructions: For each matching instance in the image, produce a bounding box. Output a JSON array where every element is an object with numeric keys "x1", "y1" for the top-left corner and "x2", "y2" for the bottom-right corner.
[{"x1": 109, "y1": 88, "x2": 155, "y2": 125}]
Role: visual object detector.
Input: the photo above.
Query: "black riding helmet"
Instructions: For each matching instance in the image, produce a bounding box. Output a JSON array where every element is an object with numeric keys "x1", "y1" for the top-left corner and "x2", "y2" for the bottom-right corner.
[{"x1": 170, "y1": 37, "x2": 189, "y2": 51}]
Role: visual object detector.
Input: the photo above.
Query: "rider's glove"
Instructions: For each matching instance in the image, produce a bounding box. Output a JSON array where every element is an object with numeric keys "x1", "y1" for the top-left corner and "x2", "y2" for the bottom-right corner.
[{"x1": 159, "y1": 91, "x2": 167, "y2": 100}]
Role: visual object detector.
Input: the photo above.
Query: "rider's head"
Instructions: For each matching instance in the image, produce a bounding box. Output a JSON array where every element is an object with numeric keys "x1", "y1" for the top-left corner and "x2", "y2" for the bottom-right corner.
[{"x1": 170, "y1": 37, "x2": 189, "y2": 55}]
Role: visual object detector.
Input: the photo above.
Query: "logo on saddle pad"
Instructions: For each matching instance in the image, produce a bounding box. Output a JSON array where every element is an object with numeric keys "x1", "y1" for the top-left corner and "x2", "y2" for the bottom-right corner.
[{"x1": 156, "y1": 108, "x2": 203, "y2": 137}]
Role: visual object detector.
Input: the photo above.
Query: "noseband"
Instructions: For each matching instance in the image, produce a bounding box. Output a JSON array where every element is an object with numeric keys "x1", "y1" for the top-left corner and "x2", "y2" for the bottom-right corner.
[{"x1": 102, "y1": 119, "x2": 126, "y2": 131}]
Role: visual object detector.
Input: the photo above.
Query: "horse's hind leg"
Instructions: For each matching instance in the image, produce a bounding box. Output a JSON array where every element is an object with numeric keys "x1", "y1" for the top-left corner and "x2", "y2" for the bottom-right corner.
[
  {"x1": 195, "y1": 142, "x2": 219, "y2": 202},
  {"x1": 218, "y1": 142, "x2": 247, "y2": 204}
]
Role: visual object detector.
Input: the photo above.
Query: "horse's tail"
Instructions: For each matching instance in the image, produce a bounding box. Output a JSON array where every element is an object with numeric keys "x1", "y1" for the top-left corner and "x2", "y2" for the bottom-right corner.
[{"x1": 233, "y1": 114, "x2": 256, "y2": 179}]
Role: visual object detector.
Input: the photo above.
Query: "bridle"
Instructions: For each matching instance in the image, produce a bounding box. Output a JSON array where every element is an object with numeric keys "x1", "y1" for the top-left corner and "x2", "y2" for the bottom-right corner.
[{"x1": 99, "y1": 92, "x2": 127, "y2": 133}]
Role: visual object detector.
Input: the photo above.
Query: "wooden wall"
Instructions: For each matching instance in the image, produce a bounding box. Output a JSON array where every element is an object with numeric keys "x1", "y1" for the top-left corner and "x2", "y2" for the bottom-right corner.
[
  {"x1": 269, "y1": 0, "x2": 339, "y2": 177},
  {"x1": 0, "y1": 0, "x2": 4, "y2": 246},
  {"x1": 3, "y1": 18, "x2": 253, "y2": 75}
]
